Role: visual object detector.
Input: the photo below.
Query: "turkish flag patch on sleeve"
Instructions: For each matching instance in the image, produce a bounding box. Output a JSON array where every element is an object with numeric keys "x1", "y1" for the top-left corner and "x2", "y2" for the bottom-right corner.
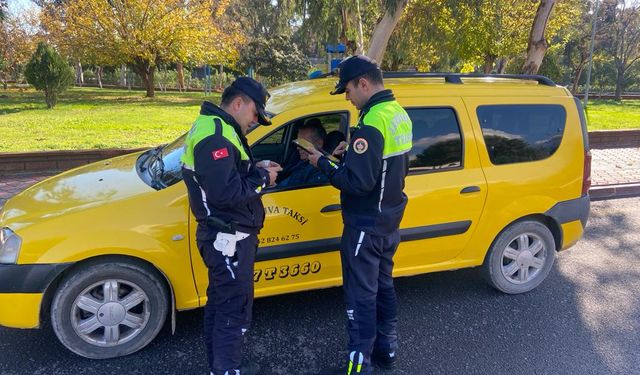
[{"x1": 212, "y1": 147, "x2": 229, "y2": 160}]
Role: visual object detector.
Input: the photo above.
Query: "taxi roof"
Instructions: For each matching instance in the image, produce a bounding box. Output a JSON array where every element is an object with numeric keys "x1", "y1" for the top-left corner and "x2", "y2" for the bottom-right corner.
[{"x1": 265, "y1": 75, "x2": 572, "y2": 115}]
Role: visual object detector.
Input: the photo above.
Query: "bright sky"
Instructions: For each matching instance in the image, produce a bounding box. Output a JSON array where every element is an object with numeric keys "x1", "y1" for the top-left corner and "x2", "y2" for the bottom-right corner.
[{"x1": 7, "y1": 0, "x2": 38, "y2": 16}]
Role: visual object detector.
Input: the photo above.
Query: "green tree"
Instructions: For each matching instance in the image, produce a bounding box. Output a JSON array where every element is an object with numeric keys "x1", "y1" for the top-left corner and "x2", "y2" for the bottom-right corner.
[
  {"x1": 563, "y1": 1, "x2": 598, "y2": 93},
  {"x1": 601, "y1": 0, "x2": 640, "y2": 100},
  {"x1": 24, "y1": 42, "x2": 73, "y2": 108},
  {"x1": 42, "y1": 0, "x2": 238, "y2": 98},
  {"x1": 1, "y1": 10, "x2": 39, "y2": 89},
  {"x1": 294, "y1": 0, "x2": 408, "y2": 65},
  {"x1": 387, "y1": 0, "x2": 582, "y2": 73},
  {"x1": 237, "y1": 34, "x2": 311, "y2": 86}
]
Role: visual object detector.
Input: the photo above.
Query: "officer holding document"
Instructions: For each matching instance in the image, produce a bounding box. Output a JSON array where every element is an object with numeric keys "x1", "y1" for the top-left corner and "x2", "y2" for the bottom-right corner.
[{"x1": 181, "y1": 77, "x2": 281, "y2": 375}]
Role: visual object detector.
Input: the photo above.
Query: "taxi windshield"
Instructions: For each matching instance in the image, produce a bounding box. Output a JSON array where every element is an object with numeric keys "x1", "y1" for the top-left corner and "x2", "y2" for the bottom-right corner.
[{"x1": 136, "y1": 111, "x2": 279, "y2": 190}]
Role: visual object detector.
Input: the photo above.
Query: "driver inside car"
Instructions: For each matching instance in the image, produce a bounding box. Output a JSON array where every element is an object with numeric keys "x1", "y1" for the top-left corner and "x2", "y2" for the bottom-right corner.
[{"x1": 278, "y1": 118, "x2": 330, "y2": 188}]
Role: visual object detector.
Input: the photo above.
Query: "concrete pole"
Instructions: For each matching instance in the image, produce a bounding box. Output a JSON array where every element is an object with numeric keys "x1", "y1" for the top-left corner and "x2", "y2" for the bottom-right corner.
[{"x1": 584, "y1": 0, "x2": 600, "y2": 108}]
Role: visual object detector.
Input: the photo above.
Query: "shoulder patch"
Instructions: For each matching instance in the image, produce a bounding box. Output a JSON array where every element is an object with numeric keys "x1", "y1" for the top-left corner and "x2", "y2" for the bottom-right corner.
[
  {"x1": 353, "y1": 138, "x2": 368, "y2": 154},
  {"x1": 212, "y1": 147, "x2": 229, "y2": 160}
]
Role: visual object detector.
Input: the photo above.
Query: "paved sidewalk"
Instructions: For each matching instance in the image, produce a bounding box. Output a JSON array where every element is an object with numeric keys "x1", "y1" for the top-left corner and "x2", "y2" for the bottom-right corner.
[
  {"x1": 1, "y1": 148, "x2": 639, "y2": 209},
  {"x1": 590, "y1": 147, "x2": 640, "y2": 200},
  {"x1": 0, "y1": 172, "x2": 57, "y2": 209}
]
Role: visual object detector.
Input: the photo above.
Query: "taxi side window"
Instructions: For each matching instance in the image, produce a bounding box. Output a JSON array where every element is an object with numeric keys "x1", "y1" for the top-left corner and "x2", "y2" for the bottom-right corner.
[
  {"x1": 252, "y1": 112, "x2": 349, "y2": 190},
  {"x1": 251, "y1": 126, "x2": 289, "y2": 165},
  {"x1": 406, "y1": 107, "x2": 463, "y2": 171},
  {"x1": 476, "y1": 104, "x2": 566, "y2": 165}
]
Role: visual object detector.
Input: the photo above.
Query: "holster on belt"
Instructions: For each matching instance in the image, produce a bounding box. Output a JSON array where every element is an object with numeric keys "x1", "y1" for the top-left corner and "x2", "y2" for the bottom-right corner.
[{"x1": 206, "y1": 216, "x2": 236, "y2": 234}]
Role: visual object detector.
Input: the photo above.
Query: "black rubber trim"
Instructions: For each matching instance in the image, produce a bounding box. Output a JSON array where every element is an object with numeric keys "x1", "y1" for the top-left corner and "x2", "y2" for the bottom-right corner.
[
  {"x1": 400, "y1": 221, "x2": 471, "y2": 242},
  {"x1": 0, "y1": 263, "x2": 72, "y2": 293},
  {"x1": 256, "y1": 220, "x2": 471, "y2": 262},
  {"x1": 545, "y1": 195, "x2": 590, "y2": 228}
]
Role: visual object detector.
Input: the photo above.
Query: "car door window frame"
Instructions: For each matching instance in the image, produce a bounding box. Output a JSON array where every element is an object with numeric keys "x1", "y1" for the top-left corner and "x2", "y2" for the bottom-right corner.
[
  {"x1": 404, "y1": 106, "x2": 466, "y2": 176},
  {"x1": 254, "y1": 110, "x2": 351, "y2": 193}
]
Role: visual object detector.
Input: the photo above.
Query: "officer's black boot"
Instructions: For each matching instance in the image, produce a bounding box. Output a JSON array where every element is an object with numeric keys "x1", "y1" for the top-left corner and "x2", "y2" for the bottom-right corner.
[
  {"x1": 371, "y1": 348, "x2": 396, "y2": 370},
  {"x1": 318, "y1": 351, "x2": 372, "y2": 375},
  {"x1": 210, "y1": 360, "x2": 260, "y2": 375}
]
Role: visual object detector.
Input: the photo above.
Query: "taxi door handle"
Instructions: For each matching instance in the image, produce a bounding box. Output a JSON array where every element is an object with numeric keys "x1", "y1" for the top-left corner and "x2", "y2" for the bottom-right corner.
[
  {"x1": 460, "y1": 186, "x2": 480, "y2": 194},
  {"x1": 321, "y1": 204, "x2": 342, "y2": 213}
]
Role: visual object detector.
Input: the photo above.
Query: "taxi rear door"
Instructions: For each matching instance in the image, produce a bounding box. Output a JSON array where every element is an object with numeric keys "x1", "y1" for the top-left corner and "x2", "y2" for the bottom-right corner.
[{"x1": 392, "y1": 97, "x2": 488, "y2": 277}]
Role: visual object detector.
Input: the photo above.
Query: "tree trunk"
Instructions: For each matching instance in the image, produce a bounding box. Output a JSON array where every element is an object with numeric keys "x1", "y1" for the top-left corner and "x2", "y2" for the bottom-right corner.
[
  {"x1": 354, "y1": 0, "x2": 365, "y2": 55},
  {"x1": 522, "y1": 0, "x2": 557, "y2": 75},
  {"x1": 133, "y1": 60, "x2": 155, "y2": 98},
  {"x1": 496, "y1": 58, "x2": 509, "y2": 74},
  {"x1": 340, "y1": 6, "x2": 349, "y2": 46},
  {"x1": 97, "y1": 66, "x2": 103, "y2": 89},
  {"x1": 75, "y1": 60, "x2": 84, "y2": 86},
  {"x1": 176, "y1": 62, "x2": 185, "y2": 92},
  {"x1": 44, "y1": 86, "x2": 56, "y2": 108},
  {"x1": 218, "y1": 64, "x2": 224, "y2": 89},
  {"x1": 615, "y1": 65, "x2": 625, "y2": 100},
  {"x1": 483, "y1": 54, "x2": 496, "y2": 73},
  {"x1": 120, "y1": 64, "x2": 127, "y2": 87},
  {"x1": 367, "y1": 0, "x2": 408, "y2": 65},
  {"x1": 571, "y1": 64, "x2": 585, "y2": 94}
]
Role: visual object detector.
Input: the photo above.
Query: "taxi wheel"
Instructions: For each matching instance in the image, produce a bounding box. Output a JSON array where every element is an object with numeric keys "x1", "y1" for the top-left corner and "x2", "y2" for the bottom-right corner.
[
  {"x1": 482, "y1": 221, "x2": 556, "y2": 294},
  {"x1": 50, "y1": 261, "x2": 168, "y2": 359}
]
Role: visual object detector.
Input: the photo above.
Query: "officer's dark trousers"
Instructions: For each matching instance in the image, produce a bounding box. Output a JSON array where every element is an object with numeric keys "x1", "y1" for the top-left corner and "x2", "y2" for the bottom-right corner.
[
  {"x1": 340, "y1": 225, "x2": 400, "y2": 373},
  {"x1": 198, "y1": 234, "x2": 257, "y2": 375}
]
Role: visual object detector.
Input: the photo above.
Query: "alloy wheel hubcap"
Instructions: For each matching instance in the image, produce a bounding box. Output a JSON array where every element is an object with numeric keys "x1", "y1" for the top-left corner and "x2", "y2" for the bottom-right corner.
[
  {"x1": 500, "y1": 233, "x2": 546, "y2": 284},
  {"x1": 71, "y1": 279, "x2": 150, "y2": 347}
]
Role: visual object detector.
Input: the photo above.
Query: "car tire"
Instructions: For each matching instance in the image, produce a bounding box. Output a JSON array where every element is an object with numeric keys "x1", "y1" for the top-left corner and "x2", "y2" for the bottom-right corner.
[
  {"x1": 50, "y1": 261, "x2": 168, "y2": 359},
  {"x1": 482, "y1": 220, "x2": 556, "y2": 294}
]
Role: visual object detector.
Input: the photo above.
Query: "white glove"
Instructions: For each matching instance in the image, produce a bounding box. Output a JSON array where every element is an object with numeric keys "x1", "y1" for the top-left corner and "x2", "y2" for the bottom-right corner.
[{"x1": 214, "y1": 231, "x2": 250, "y2": 257}]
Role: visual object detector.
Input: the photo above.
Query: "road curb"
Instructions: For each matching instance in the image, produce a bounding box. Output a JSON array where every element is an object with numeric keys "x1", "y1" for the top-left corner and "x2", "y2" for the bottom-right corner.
[{"x1": 589, "y1": 183, "x2": 640, "y2": 201}]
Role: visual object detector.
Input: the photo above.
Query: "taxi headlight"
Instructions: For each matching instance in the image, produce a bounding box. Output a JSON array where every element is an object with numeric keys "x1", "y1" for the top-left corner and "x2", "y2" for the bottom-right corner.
[{"x1": 0, "y1": 227, "x2": 22, "y2": 264}]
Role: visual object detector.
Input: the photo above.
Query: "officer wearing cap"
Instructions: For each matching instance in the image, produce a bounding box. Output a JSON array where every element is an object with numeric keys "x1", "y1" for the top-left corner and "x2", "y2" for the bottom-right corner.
[
  {"x1": 308, "y1": 56, "x2": 412, "y2": 374},
  {"x1": 181, "y1": 77, "x2": 281, "y2": 375}
]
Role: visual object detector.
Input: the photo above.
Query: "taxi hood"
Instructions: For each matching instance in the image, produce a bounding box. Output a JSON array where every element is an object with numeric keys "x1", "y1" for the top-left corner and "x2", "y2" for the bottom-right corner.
[{"x1": 0, "y1": 152, "x2": 153, "y2": 231}]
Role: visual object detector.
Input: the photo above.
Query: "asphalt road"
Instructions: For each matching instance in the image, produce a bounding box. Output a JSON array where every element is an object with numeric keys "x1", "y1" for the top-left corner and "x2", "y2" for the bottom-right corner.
[{"x1": 1, "y1": 197, "x2": 639, "y2": 375}]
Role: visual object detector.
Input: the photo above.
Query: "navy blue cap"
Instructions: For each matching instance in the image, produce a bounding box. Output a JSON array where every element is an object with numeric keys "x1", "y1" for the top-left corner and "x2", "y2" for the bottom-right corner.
[
  {"x1": 230, "y1": 77, "x2": 272, "y2": 125},
  {"x1": 330, "y1": 55, "x2": 381, "y2": 95}
]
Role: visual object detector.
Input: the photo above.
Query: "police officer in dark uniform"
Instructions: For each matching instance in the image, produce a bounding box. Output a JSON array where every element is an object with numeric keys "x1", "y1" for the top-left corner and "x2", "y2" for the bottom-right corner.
[
  {"x1": 180, "y1": 77, "x2": 281, "y2": 375},
  {"x1": 308, "y1": 56, "x2": 412, "y2": 374}
]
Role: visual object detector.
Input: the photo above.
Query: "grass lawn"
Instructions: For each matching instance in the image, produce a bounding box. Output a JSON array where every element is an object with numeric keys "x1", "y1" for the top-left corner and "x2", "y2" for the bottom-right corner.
[
  {"x1": 585, "y1": 100, "x2": 640, "y2": 131},
  {"x1": 0, "y1": 87, "x2": 218, "y2": 152},
  {"x1": 0, "y1": 87, "x2": 638, "y2": 152}
]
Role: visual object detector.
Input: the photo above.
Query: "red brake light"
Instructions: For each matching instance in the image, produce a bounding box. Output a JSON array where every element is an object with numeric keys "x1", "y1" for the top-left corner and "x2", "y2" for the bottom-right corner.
[{"x1": 582, "y1": 150, "x2": 592, "y2": 195}]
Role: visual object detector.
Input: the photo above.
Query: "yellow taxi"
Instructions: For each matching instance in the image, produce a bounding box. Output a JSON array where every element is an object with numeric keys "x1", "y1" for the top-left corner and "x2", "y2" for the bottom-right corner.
[{"x1": 0, "y1": 73, "x2": 590, "y2": 358}]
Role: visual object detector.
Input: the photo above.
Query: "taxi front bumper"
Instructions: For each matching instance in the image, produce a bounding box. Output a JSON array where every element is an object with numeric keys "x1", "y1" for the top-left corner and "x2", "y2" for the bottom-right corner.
[{"x1": 0, "y1": 263, "x2": 71, "y2": 328}]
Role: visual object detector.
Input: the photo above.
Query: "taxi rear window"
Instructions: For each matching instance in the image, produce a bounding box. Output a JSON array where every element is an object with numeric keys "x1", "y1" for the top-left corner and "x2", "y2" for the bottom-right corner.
[{"x1": 476, "y1": 104, "x2": 566, "y2": 165}]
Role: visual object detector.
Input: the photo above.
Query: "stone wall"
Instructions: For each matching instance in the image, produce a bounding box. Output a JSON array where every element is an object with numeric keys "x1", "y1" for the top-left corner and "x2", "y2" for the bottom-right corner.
[
  {"x1": 0, "y1": 148, "x2": 146, "y2": 175},
  {"x1": 588, "y1": 130, "x2": 640, "y2": 149}
]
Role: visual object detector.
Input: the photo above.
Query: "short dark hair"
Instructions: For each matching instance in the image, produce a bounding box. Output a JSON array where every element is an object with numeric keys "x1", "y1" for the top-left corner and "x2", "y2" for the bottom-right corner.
[
  {"x1": 220, "y1": 85, "x2": 252, "y2": 107},
  {"x1": 299, "y1": 118, "x2": 326, "y2": 144},
  {"x1": 350, "y1": 68, "x2": 383, "y2": 88}
]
